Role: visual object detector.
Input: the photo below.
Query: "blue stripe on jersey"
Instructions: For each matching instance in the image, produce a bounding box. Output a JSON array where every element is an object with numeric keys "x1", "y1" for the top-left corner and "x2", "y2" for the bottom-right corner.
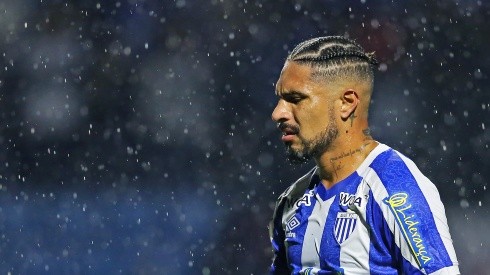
[
  {"x1": 400, "y1": 254, "x2": 425, "y2": 275},
  {"x1": 370, "y1": 149, "x2": 453, "y2": 273},
  {"x1": 367, "y1": 190, "x2": 398, "y2": 275},
  {"x1": 320, "y1": 200, "x2": 342, "y2": 271},
  {"x1": 287, "y1": 190, "x2": 318, "y2": 273}
]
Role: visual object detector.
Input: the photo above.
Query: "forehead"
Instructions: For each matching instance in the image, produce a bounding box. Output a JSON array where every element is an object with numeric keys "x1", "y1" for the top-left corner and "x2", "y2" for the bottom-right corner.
[{"x1": 275, "y1": 61, "x2": 315, "y2": 94}]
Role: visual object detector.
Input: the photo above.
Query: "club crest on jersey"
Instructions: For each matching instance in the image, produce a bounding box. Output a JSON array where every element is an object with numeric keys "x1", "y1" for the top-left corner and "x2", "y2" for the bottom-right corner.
[{"x1": 334, "y1": 212, "x2": 358, "y2": 245}]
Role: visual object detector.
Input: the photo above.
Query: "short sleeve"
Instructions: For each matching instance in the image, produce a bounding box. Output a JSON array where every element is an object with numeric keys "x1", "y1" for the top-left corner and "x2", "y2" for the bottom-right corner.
[{"x1": 370, "y1": 150, "x2": 460, "y2": 274}]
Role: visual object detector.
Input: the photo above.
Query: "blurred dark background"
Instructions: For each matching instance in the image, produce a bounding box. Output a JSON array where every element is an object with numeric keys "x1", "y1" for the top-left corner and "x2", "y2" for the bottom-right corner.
[{"x1": 0, "y1": 0, "x2": 488, "y2": 273}]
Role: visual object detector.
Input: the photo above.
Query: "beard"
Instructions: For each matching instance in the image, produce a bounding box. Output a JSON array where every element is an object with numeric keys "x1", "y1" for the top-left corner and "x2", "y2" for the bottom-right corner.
[{"x1": 285, "y1": 115, "x2": 339, "y2": 164}]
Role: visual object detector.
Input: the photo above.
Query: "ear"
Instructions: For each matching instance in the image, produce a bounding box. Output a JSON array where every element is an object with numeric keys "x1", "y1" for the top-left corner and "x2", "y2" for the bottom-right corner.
[{"x1": 340, "y1": 90, "x2": 359, "y2": 120}]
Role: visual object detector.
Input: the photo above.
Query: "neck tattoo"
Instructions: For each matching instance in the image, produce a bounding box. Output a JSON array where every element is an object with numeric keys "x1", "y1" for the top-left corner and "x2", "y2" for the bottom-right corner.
[
  {"x1": 330, "y1": 141, "x2": 372, "y2": 162},
  {"x1": 328, "y1": 141, "x2": 373, "y2": 178}
]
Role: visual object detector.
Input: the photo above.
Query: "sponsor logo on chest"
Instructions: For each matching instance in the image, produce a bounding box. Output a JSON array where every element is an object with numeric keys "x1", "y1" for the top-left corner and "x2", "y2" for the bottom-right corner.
[{"x1": 338, "y1": 192, "x2": 363, "y2": 207}]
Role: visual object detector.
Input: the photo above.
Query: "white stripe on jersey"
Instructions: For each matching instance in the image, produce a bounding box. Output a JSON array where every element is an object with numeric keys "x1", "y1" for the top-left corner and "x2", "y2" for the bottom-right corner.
[
  {"x1": 430, "y1": 265, "x2": 461, "y2": 275},
  {"x1": 338, "y1": 183, "x2": 371, "y2": 273},
  {"x1": 301, "y1": 195, "x2": 335, "y2": 269},
  {"x1": 338, "y1": 213, "x2": 370, "y2": 274}
]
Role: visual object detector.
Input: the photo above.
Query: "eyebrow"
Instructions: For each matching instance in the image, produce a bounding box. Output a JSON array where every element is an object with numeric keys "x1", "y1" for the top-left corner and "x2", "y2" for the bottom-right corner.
[{"x1": 276, "y1": 90, "x2": 306, "y2": 98}]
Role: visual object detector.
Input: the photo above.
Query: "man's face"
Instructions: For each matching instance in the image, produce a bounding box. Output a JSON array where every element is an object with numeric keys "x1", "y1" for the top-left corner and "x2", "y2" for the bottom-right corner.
[{"x1": 272, "y1": 61, "x2": 339, "y2": 163}]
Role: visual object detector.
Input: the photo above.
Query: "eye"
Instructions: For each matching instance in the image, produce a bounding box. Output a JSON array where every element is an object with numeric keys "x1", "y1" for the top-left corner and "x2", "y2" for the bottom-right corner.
[{"x1": 284, "y1": 94, "x2": 305, "y2": 104}]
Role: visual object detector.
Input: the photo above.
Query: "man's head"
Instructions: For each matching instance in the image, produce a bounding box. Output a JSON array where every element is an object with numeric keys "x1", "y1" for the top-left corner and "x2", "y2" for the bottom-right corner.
[{"x1": 272, "y1": 36, "x2": 378, "y2": 163}]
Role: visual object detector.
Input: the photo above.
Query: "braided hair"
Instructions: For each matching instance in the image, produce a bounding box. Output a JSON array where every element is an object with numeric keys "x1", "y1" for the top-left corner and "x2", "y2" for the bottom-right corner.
[{"x1": 288, "y1": 36, "x2": 378, "y2": 83}]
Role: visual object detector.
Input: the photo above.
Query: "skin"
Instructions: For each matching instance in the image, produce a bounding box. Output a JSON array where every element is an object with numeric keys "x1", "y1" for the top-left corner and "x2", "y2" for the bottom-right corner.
[{"x1": 272, "y1": 61, "x2": 378, "y2": 189}]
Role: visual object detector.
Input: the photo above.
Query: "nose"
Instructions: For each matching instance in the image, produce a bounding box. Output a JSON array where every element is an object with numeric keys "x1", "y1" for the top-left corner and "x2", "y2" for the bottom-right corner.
[{"x1": 271, "y1": 100, "x2": 291, "y2": 123}]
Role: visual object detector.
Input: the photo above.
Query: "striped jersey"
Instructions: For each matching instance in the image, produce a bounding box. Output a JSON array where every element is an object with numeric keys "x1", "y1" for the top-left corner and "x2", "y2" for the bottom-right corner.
[{"x1": 269, "y1": 143, "x2": 459, "y2": 274}]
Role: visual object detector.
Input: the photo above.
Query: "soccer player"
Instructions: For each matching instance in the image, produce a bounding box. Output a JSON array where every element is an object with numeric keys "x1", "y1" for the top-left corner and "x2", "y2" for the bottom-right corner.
[{"x1": 269, "y1": 36, "x2": 460, "y2": 274}]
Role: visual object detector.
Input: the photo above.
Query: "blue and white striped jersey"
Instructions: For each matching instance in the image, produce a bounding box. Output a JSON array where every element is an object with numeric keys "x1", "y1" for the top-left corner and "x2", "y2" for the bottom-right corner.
[{"x1": 269, "y1": 143, "x2": 459, "y2": 274}]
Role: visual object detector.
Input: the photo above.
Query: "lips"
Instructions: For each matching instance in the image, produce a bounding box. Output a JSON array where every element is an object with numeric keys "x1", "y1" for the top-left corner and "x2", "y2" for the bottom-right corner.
[
  {"x1": 281, "y1": 133, "x2": 296, "y2": 142},
  {"x1": 278, "y1": 123, "x2": 299, "y2": 142}
]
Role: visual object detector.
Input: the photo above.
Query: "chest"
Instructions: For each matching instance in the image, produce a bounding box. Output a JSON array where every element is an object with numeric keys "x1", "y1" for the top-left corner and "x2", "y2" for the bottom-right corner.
[{"x1": 281, "y1": 191, "x2": 370, "y2": 270}]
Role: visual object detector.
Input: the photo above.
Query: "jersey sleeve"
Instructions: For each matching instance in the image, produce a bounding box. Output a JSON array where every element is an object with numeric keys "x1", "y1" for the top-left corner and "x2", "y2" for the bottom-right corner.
[
  {"x1": 269, "y1": 197, "x2": 289, "y2": 274},
  {"x1": 370, "y1": 150, "x2": 460, "y2": 274}
]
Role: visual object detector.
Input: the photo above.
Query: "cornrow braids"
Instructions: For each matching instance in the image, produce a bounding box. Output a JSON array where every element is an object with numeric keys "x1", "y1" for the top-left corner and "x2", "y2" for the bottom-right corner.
[
  {"x1": 288, "y1": 36, "x2": 378, "y2": 66},
  {"x1": 287, "y1": 36, "x2": 378, "y2": 82}
]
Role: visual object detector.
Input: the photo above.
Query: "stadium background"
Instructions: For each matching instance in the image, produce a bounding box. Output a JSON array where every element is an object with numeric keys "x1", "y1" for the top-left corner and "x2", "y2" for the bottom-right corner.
[{"x1": 0, "y1": 0, "x2": 488, "y2": 273}]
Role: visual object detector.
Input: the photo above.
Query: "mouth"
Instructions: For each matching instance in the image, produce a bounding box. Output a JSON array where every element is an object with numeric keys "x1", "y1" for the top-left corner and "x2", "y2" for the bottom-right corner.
[{"x1": 278, "y1": 123, "x2": 299, "y2": 143}]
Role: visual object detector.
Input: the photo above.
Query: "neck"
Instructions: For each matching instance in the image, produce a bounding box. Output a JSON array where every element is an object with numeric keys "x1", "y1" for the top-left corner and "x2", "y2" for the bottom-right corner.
[{"x1": 314, "y1": 128, "x2": 377, "y2": 189}]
